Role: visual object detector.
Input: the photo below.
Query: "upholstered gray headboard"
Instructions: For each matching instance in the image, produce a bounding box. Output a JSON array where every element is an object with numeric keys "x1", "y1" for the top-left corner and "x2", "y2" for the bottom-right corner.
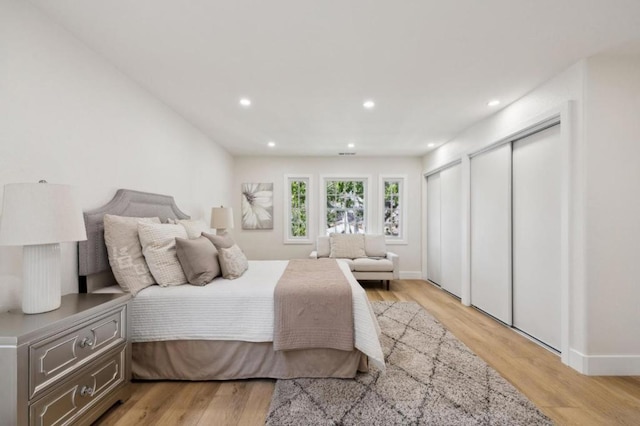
[{"x1": 78, "y1": 189, "x2": 189, "y2": 292}]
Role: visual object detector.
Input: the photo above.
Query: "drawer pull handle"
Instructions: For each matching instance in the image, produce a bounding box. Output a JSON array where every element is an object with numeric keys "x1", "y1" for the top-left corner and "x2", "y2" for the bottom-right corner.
[
  {"x1": 79, "y1": 337, "x2": 94, "y2": 348},
  {"x1": 80, "y1": 386, "x2": 94, "y2": 397}
]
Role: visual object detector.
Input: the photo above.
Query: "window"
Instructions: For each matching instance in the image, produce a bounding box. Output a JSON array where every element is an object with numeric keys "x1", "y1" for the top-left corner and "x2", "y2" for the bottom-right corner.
[
  {"x1": 284, "y1": 175, "x2": 312, "y2": 244},
  {"x1": 322, "y1": 176, "x2": 370, "y2": 235},
  {"x1": 380, "y1": 175, "x2": 408, "y2": 244}
]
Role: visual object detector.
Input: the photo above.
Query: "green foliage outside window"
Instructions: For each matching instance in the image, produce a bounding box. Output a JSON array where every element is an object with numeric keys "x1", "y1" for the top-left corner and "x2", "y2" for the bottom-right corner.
[
  {"x1": 384, "y1": 180, "x2": 401, "y2": 237},
  {"x1": 290, "y1": 180, "x2": 307, "y2": 237},
  {"x1": 325, "y1": 180, "x2": 366, "y2": 234}
]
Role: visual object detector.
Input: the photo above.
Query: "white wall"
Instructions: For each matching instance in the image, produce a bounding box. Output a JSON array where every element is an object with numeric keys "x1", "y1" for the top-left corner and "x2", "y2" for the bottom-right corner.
[
  {"x1": 582, "y1": 54, "x2": 640, "y2": 362},
  {"x1": 0, "y1": 0, "x2": 233, "y2": 312},
  {"x1": 233, "y1": 156, "x2": 423, "y2": 276}
]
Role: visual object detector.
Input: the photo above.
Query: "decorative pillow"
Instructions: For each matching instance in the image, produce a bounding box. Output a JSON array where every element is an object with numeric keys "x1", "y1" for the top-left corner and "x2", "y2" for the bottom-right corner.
[
  {"x1": 176, "y1": 219, "x2": 210, "y2": 239},
  {"x1": 316, "y1": 236, "x2": 330, "y2": 258},
  {"x1": 329, "y1": 233, "x2": 366, "y2": 259},
  {"x1": 138, "y1": 222, "x2": 188, "y2": 287},
  {"x1": 175, "y1": 236, "x2": 220, "y2": 285},
  {"x1": 217, "y1": 244, "x2": 249, "y2": 279},
  {"x1": 364, "y1": 234, "x2": 387, "y2": 257},
  {"x1": 103, "y1": 214, "x2": 160, "y2": 296},
  {"x1": 202, "y1": 231, "x2": 235, "y2": 249}
]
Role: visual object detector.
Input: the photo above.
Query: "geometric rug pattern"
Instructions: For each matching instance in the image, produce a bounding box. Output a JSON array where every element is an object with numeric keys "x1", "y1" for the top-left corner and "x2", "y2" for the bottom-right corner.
[{"x1": 266, "y1": 301, "x2": 553, "y2": 425}]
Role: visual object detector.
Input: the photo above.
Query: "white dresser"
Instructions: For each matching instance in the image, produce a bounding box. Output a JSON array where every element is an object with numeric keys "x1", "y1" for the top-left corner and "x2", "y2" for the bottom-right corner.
[{"x1": 0, "y1": 293, "x2": 131, "y2": 425}]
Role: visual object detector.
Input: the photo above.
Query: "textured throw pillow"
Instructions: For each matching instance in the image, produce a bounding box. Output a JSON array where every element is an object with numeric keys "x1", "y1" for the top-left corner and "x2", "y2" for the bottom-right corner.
[
  {"x1": 138, "y1": 222, "x2": 188, "y2": 286},
  {"x1": 364, "y1": 234, "x2": 387, "y2": 257},
  {"x1": 217, "y1": 244, "x2": 249, "y2": 279},
  {"x1": 316, "y1": 236, "x2": 331, "y2": 258},
  {"x1": 175, "y1": 236, "x2": 220, "y2": 285},
  {"x1": 329, "y1": 233, "x2": 367, "y2": 259},
  {"x1": 202, "y1": 231, "x2": 235, "y2": 249},
  {"x1": 103, "y1": 214, "x2": 160, "y2": 296},
  {"x1": 177, "y1": 219, "x2": 210, "y2": 239},
  {"x1": 202, "y1": 232, "x2": 248, "y2": 279}
]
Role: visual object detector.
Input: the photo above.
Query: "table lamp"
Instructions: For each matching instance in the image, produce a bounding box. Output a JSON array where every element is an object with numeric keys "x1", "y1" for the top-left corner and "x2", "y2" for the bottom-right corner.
[
  {"x1": 0, "y1": 181, "x2": 87, "y2": 314},
  {"x1": 210, "y1": 206, "x2": 234, "y2": 234}
]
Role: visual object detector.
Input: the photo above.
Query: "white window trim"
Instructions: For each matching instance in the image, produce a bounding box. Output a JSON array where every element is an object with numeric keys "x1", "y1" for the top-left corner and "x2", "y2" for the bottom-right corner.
[
  {"x1": 283, "y1": 174, "x2": 313, "y2": 244},
  {"x1": 320, "y1": 174, "x2": 372, "y2": 236},
  {"x1": 379, "y1": 174, "x2": 408, "y2": 245}
]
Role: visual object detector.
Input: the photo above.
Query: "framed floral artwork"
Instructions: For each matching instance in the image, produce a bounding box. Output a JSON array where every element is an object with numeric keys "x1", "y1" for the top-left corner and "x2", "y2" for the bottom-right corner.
[{"x1": 241, "y1": 183, "x2": 274, "y2": 229}]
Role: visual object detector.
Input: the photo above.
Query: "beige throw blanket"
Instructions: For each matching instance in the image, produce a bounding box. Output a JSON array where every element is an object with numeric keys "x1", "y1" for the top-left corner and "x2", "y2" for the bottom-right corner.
[{"x1": 274, "y1": 259, "x2": 354, "y2": 352}]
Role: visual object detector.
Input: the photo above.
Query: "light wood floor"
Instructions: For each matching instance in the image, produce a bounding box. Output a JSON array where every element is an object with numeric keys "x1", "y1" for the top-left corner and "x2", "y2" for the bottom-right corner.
[{"x1": 95, "y1": 280, "x2": 640, "y2": 425}]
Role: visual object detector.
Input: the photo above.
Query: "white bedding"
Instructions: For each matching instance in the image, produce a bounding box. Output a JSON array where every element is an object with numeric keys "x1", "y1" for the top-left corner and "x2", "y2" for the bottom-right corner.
[{"x1": 126, "y1": 260, "x2": 385, "y2": 369}]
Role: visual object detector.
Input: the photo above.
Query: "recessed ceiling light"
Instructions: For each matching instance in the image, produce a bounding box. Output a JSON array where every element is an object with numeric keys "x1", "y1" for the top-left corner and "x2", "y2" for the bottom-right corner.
[
  {"x1": 363, "y1": 100, "x2": 375, "y2": 109},
  {"x1": 427, "y1": 143, "x2": 435, "y2": 148},
  {"x1": 347, "y1": 143, "x2": 355, "y2": 149},
  {"x1": 267, "y1": 141, "x2": 276, "y2": 148},
  {"x1": 239, "y1": 98, "x2": 251, "y2": 107},
  {"x1": 487, "y1": 99, "x2": 500, "y2": 107}
]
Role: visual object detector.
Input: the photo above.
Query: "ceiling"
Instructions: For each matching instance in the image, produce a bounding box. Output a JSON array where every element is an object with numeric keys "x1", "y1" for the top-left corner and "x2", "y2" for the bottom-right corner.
[{"x1": 30, "y1": 0, "x2": 640, "y2": 157}]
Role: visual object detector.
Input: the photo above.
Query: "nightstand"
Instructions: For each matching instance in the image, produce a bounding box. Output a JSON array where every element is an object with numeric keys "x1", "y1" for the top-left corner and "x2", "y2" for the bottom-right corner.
[{"x1": 0, "y1": 293, "x2": 131, "y2": 426}]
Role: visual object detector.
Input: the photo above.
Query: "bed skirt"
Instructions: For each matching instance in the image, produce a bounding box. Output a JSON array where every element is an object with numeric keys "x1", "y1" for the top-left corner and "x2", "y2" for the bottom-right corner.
[{"x1": 132, "y1": 340, "x2": 369, "y2": 380}]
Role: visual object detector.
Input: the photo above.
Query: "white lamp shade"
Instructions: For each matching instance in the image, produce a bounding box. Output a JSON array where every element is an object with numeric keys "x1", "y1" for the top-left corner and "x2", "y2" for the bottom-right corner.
[
  {"x1": 0, "y1": 182, "x2": 87, "y2": 246},
  {"x1": 211, "y1": 206, "x2": 234, "y2": 230}
]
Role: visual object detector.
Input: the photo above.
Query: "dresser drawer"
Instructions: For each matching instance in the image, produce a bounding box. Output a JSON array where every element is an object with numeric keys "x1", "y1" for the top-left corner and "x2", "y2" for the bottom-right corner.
[
  {"x1": 29, "y1": 345, "x2": 126, "y2": 426},
  {"x1": 29, "y1": 305, "x2": 127, "y2": 399}
]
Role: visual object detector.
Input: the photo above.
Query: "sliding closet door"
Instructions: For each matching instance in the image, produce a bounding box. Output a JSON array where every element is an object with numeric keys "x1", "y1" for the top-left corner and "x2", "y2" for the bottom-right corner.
[
  {"x1": 471, "y1": 144, "x2": 511, "y2": 324},
  {"x1": 512, "y1": 124, "x2": 561, "y2": 350},
  {"x1": 440, "y1": 164, "x2": 462, "y2": 297},
  {"x1": 427, "y1": 173, "x2": 441, "y2": 285}
]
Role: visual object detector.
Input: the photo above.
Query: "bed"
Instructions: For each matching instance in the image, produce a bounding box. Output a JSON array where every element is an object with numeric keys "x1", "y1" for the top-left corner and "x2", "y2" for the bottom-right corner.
[{"x1": 78, "y1": 189, "x2": 384, "y2": 380}]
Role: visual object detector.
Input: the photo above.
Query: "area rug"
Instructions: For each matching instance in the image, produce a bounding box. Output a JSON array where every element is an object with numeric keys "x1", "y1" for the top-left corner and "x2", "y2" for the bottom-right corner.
[{"x1": 265, "y1": 301, "x2": 553, "y2": 425}]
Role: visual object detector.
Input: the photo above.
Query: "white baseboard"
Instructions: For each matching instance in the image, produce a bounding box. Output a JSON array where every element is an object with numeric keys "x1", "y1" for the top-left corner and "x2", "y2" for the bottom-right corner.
[
  {"x1": 569, "y1": 349, "x2": 640, "y2": 375},
  {"x1": 399, "y1": 271, "x2": 423, "y2": 279}
]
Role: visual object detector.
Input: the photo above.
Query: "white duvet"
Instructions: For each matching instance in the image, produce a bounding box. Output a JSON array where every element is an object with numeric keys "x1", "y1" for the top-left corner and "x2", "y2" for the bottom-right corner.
[{"x1": 128, "y1": 260, "x2": 385, "y2": 369}]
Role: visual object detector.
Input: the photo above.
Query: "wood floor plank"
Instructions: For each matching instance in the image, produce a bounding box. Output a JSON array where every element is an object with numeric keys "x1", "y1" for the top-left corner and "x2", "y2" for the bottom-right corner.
[
  {"x1": 236, "y1": 380, "x2": 275, "y2": 426},
  {"x1": 364, "y1": 288, "x2": 384, "y2": 301},
  {"x1": 544, "y1": 407, "x2": 611, "y2": 426},
  {"x1": 154, "y1": 381, "x2": 220, "y2": 425},
  {"x1": 93, "y1": 382, "x2": 156, "y2": 426},
  {"x1": 196, "y1": 381, "x2": 252, "y2": 426},
  {"x1": 108, "y1": 382, "x2": 184, "y2": 426},
  {"x1": 94, "y1": 279, "x2": 640, "y2": 426},
  {"x1": 592, "y1": 376, "x2": 640, "y2": 406}
]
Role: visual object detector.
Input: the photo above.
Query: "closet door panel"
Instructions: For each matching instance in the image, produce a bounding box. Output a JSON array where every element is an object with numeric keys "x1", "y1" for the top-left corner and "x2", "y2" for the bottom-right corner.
[
  {"x1": 427, "y1": 173, "x2": 442, "y2": 285},
  {"x1": 440, "y1": 164, "x2": 462, "y2": 297},
  {"x1": 470, "y1": 144, "x2": 511, "y2": 324},
  {"x1": 512, "y1": 124, "x2": 562, "y2": 350}
]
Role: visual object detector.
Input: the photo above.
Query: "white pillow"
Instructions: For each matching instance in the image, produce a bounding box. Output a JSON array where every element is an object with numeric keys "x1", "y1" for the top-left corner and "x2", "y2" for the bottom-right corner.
[
  {"x1": 138, "y1": 222, "x2": 188, "y2": 287},
  {"x1": 218, "y1": 244, "x2": 249, "y2": 279},
  {"x1": 364, "y1": 234, "x2": 387, "y2": 257},
  {"x1": 103, "y1": 214, "x2": 160, "y2": 295},
  {"x1": 176, "y1": 219, "x2": 210, "y2": 239},
  {"x1": 329, "y1": 233, "x2": 366, "y2": 259},
  {"x1": 316, "y1": 236, "x2": 330, "y2": 258}
]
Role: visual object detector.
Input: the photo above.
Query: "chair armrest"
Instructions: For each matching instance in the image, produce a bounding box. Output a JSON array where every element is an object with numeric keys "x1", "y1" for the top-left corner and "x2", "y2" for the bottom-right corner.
[
  {"x1": 309, "y1": 250, "x2": 318, "y2": 259},
  {"x1": 386, "y1": 252, "x2": 400, "y2": 279}
]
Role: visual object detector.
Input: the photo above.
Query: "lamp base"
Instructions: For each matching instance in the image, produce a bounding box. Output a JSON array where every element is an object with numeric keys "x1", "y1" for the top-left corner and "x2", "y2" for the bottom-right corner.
[{"x1": 22, "y1": 243, "x2": 61, "y2": 314}]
